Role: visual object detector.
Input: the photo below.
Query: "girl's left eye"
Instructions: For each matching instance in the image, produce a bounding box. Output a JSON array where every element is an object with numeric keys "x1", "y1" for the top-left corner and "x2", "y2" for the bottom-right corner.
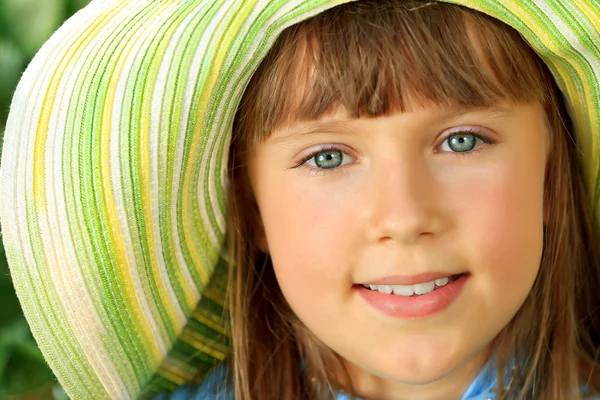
[{"x1": 438, "y1": 131, "x2": 494, "y2": 153}]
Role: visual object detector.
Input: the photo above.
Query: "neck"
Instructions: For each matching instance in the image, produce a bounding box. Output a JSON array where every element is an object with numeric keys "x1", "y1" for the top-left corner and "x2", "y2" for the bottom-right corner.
[{"x1": 342, "y1": 347, "x2": 492, "y2": 400}]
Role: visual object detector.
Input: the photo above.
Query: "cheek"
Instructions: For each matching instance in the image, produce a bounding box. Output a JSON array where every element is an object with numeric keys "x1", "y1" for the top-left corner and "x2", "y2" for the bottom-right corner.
[
  {"x1": 252, "y1": 171, "x2": 363, "y2": 325},
  {"x1": 259, "y1": 179, "x2": 359, "y2": 283},
  {"x1": 447, "y1": 154, "x2": 545, "y2": 301}
]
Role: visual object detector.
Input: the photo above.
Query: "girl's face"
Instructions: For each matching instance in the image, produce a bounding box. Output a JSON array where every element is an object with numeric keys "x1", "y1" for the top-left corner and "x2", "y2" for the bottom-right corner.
[{"x1": 248, "y1": 101, "x2": 547, "y2": 398}]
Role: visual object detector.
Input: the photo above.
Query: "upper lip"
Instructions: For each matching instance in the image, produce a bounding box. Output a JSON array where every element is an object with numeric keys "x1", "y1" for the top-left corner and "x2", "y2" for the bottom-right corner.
[{"x1": 361, "y1": 272, "x2": 463, "y2": 286}]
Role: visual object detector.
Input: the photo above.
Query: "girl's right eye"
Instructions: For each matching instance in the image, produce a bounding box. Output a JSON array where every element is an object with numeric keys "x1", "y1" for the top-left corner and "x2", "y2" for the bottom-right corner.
[{"x1": 297, "y1": 147, "x2": 355, "y2": 170}]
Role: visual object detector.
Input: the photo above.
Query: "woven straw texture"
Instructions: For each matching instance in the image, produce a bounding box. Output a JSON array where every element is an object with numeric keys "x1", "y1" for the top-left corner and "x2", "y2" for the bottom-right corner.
[{"x1": 0, "y1": 0, "x2": 598, "y2": 398}]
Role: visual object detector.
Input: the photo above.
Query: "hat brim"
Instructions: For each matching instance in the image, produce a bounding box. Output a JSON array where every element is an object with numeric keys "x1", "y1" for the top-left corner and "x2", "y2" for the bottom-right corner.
[{"x1": 0, "y1": 0, "x2": 598, "y2": 398}]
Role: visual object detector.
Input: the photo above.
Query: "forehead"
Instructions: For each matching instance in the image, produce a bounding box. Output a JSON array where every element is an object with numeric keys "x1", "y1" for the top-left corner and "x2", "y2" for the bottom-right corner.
[
  {"x1": 266, "y1": 102, "x2": 534, "y2": 146},
  {"x1": 236, "y1": 0, "x2": 551, "y2": 146}
]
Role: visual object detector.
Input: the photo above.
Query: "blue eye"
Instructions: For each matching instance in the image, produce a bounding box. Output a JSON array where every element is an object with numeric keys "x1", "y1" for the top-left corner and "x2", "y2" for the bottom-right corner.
[
  {"x1": 447, "y1": 134, "x2": 476, "y2": 152},
  {"x1": 305, "y1": 148, "x2": 353, "y2": 169},
  {"x1": 309, "y1": 150, "x2": 343, "y2": 168},
  {"x1": 440, "y1": 132, "x2": 490, "y2": 153}
]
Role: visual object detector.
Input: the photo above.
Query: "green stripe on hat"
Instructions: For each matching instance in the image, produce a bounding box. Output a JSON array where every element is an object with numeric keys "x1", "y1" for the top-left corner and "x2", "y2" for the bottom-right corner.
[{"x1": 0, "y1": 0, "x2": 598, "y2": 398}]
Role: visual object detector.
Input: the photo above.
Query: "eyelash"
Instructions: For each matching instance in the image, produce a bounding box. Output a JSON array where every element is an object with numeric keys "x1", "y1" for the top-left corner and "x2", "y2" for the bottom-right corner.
[
  {"x1": 436, "y1": 128, "x2": 496, "y2": 157},
  {"x1": 291, "y1": 129, "x2": 496, "y2": 173},
  {"x1": 291, "y1": 145, "x2": 350, "y2": 176}
]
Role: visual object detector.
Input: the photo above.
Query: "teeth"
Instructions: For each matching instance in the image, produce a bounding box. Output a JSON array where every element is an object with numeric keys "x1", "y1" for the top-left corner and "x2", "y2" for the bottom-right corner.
[
  {"x1": 434, "y1": 277, "x2": 449, "y2": 287},
  {"x1": 377, "y1": 285, "x2": 393, "y2": 294},
  {"x1": 392, "y1": 285, "x2": 414, "y2": 296},
  {"x1": 367, "y1": 276, "x2": 454, "y2": 296},
  {"x1": 413, "y1": 281, "x2": 435, "y2": 295}
]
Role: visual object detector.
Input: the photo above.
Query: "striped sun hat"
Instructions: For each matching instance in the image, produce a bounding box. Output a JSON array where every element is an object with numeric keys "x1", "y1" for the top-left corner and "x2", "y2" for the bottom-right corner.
[{"x1": 0, "y1": 0, "x2": 599, "y2": 398}]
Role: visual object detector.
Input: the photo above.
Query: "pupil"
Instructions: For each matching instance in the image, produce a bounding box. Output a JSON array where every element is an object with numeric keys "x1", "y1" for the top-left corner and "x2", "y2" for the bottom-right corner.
[
  {"x1": 449, "y1": 134, "x2": 476, "y2": 152},
  {"x1": 315, "y1": 150, "x2": 343, "y2": 169}
]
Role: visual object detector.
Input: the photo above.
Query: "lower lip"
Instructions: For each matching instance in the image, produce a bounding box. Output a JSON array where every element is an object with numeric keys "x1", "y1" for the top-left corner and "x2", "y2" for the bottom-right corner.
[{"x1": 356, "y1": 274, "x2": 469, "y2": 319}]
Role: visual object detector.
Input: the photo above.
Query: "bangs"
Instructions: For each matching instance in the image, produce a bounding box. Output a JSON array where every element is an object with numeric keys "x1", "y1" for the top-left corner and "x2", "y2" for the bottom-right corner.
[{"x1": 236, "y1": 0, "x2": 555, "y2": 142}]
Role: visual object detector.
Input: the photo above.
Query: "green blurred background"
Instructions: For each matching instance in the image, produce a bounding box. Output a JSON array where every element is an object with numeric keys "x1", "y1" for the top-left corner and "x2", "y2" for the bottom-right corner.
[{"x1": 0, "y1": 0, "x2": 91, "y2": 398}]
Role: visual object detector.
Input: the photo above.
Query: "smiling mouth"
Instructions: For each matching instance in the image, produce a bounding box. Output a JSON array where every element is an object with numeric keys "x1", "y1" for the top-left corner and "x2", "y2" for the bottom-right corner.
[{"x1": 359, "y1": 273, "x2": 467, "y2": 297}]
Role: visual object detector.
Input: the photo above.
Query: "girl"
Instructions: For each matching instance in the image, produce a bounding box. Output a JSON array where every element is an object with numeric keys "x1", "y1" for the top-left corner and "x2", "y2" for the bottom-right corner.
[
  {"x1": 200, "y1": 1, "x2": 600, "y2": 398},
  {"x1": 1, "y1": 0, "x2": 599, "y2": 399}
]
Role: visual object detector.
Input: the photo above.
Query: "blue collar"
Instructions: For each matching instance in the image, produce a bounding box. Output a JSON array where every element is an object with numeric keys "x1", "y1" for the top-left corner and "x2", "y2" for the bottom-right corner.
[{"x1": 459, "y1": 356, "x2": 502, "y2": 400}]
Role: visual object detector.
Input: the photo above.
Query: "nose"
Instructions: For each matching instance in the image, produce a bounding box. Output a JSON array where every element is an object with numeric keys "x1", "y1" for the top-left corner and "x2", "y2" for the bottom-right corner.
[{"x1": 363, "y1": 154, "x2": 444, "y2": 245}]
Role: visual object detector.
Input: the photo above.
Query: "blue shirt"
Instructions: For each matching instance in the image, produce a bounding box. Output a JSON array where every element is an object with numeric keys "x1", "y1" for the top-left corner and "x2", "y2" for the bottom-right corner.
[{"x1": 156, "y1": 359, "x2": 596, "y2": 399}]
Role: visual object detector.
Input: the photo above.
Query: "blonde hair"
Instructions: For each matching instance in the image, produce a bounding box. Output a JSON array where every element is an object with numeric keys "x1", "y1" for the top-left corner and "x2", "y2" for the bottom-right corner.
[{"x1": 226, "y1": 1, "x2": 600, "y2": 398}]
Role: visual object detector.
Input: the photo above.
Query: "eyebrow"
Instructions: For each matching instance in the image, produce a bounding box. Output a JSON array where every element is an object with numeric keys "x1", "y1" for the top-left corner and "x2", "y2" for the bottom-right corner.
[
  {"x1": 267, "y1": 105, "x2": 518, "y2": 145},
  {"x1": 268, "y1": 120, "x2": 355, "y2": 145}
]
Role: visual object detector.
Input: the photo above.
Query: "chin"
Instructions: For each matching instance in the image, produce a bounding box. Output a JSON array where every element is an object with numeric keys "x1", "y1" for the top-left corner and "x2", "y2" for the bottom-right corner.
[
  {"x1": 378, "y1": 364, "x2": 454, "y2": 385},
  {"x1": 360, "y1": 349, "x2": 469, "y2": 385}
]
